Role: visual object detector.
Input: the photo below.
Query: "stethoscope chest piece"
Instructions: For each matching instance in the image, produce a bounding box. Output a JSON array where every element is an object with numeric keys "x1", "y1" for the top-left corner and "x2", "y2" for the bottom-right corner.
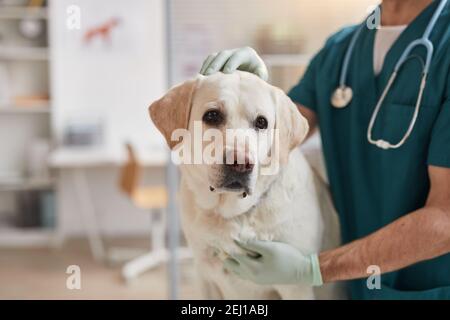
[{"x1": 331, "y1": 86, "x2": 353, "y2": 108}]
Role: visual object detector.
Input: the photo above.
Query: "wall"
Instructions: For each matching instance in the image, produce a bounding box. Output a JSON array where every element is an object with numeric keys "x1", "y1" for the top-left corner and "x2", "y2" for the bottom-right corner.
[
  {"x1": 50, "y1": 0, "x2": 167, "y2": 151},
  {"x1": 170, "y1": 0, "x2": 377, "y2": 83}
]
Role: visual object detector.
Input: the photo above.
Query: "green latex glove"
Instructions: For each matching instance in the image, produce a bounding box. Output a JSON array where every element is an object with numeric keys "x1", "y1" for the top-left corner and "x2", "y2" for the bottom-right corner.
[
  {"x1": 199, "y1": 47, "x2": 269, "y2": 81},
  {"x1": 223, "y1": 239, "x2": 323, "y2": 286}
]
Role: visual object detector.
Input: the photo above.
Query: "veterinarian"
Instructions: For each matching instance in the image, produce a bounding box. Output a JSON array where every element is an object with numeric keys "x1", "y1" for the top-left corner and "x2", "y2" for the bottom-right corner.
[{"x1": 199, "y1": 0, "x2": 450, "y2": 299}]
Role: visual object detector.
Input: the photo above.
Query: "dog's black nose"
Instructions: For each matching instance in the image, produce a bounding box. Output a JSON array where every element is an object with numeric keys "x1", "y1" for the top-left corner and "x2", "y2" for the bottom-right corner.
[{"x1": 224, "y1": 153, "x2": 254, "y2": 173}]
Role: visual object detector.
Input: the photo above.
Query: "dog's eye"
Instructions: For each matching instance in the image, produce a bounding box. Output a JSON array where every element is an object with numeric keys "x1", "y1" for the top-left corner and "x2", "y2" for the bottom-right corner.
[
  {"x1": 254, "y1": 116, "x2": 268, "y2": 130},
  {"x1": 202, "y1": 109, "x2": 224, "y2": 126}
]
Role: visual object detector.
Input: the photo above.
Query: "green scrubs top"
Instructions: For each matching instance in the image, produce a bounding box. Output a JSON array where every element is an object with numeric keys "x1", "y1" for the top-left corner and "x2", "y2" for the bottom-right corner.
[{"x1": 288, "y1": 1, "x2": 450, "y2": 299}]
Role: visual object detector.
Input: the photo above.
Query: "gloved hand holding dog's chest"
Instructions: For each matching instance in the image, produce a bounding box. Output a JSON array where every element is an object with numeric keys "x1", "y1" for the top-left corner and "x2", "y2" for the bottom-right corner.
[{"x1": 224, "y1": 239, "x2": 323, "y2": 287}]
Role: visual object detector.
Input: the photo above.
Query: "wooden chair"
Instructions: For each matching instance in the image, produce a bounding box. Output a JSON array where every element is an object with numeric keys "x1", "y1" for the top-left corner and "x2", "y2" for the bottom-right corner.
[
  {"x1": 118, "y1": 144, "x2": 191, "y2": 282},
  {"x1": 119, "y1": 144, "x2": 168, "y2": 209}
]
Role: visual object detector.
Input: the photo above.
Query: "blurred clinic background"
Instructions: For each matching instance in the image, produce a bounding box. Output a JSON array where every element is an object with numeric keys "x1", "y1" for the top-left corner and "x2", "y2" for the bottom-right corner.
[{"x1": 0, "y1": 0, "x2": 375, "y2": 299}]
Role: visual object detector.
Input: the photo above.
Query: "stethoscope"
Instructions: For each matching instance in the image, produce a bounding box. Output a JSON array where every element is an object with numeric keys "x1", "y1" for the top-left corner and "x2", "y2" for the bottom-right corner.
[{"x1": 331, "y1": 0, "x2": 447, "y2": 150}]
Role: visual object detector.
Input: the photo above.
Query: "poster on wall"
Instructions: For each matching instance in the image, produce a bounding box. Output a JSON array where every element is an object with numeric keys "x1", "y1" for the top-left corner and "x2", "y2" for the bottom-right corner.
[
  {"x1": 51, "y1": 0, "x2": 167, "y2": 151},
  {"x1": 59, "y1": 0, "x2": 146, "y2": 55}
]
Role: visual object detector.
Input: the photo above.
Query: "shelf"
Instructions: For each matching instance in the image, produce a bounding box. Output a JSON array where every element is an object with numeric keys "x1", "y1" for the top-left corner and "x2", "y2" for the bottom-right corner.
[
  {"x1": 262, "y1": 54, "x2": 312, "y2": 67},
  {"x1": 0, "y1": 104, "x2": 51, "y2": 114},
  {"x1": 0, "y1": 226, "x2": 55, "y2": 247},
  {"x1": 0, "y1": 177, "x2": 55, "y2": 192},
  {"x1": 0, "y1": 46, "x2": 49, "y2": 61},
  {"x1": 0, "y1": 6, "x2": 48, "y2": 19}
]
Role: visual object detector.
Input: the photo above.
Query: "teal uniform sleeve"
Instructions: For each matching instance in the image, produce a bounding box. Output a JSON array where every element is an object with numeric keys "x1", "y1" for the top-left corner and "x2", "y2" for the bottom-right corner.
[
  {"x1": 287, "y1": 52, "x2": 321, "y2": 112},
  {"x1": 427, "y1": 98, "x2": 450, "y2": 167}
]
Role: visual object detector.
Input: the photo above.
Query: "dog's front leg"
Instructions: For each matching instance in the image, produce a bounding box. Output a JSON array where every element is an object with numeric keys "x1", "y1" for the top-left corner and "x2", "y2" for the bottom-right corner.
[{"x1": 199, "y1": 276, "x2": 223, "y2": 299}]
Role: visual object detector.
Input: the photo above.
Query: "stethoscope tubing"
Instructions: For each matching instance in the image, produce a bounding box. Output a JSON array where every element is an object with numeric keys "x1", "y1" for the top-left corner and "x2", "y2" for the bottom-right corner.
[
  {"x1": 336, "y1": 0, "x2": 447, "y2": 149},
  {"x1": 338, "y1": 24, "x2": 365, "y2": 88}
]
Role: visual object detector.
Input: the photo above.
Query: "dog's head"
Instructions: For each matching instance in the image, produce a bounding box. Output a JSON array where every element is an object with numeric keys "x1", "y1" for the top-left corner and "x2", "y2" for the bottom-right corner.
[{"x1": 149, "y1": 71, "x2": 308, "y2": 211}]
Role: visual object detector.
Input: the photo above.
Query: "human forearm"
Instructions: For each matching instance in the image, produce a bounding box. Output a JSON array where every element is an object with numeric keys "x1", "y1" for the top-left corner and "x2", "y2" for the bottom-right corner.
[
  {"x1": 296, "y1": 103, "x2": 318, "y2": 140},
  {"x1": 319, "y1": 205, "x2": 450, "y2": 283}
]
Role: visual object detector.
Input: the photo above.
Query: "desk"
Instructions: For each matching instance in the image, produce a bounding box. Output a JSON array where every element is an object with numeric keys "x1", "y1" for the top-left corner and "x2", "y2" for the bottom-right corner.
[
  {"x1": 50, "y1": 145, "x2": 168, "y2": 168},
  {"x1": 49, "y1": 145, "x2": 168, "y2": 261}
]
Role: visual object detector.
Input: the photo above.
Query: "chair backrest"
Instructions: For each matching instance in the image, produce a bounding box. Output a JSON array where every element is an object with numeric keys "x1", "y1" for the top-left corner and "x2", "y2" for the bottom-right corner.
[{"x1": 119, "y1": 143, "x2": 141, "y2": 196}]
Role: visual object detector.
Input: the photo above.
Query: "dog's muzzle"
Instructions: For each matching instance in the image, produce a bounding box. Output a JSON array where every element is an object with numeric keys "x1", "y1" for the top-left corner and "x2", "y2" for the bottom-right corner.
[{"x1": 210, "y1": 151, "x2": 254, "y2": 198}]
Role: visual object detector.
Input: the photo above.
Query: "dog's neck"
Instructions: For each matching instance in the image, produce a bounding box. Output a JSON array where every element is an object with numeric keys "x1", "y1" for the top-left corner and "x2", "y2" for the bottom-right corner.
[
  {"x1": 215, "y1": 173, "x2": 279, "y2": 219},
  {"x1": 225, "y1": 177, "x2": 278, "y2": 218}
]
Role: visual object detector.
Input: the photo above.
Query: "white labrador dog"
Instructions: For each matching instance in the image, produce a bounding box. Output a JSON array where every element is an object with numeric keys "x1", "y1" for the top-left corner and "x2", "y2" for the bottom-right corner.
[{"x1": 149, "y1": 71, "x2": 341, "y2": 299}]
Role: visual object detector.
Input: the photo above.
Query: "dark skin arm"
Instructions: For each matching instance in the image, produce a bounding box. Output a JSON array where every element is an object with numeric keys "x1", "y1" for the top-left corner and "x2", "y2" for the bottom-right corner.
[
  {"x1": 296, "y1": 103, "x2": 450, "y2": 282},
  {"x1": 298, "y1": 104, "x2": 318, "y2": 140}
]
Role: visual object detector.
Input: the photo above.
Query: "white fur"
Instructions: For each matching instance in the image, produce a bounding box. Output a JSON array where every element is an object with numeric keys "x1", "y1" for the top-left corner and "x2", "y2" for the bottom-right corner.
[
  {"x1": 181, "y1": 147, "x2": 342, "y2": 299},
  {"x1": 175, "y1": 72, "x2": 342, "y2": 299}
]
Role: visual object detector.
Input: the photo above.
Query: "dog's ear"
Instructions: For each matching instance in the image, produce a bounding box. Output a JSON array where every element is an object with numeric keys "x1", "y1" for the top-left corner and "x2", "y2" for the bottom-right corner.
[
  {"x1": 273, "y1": 87, "x2": 309, "y2": 164},
  {"x1": 149, "y1": 77, "x2": 201, "y2": 149}
]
